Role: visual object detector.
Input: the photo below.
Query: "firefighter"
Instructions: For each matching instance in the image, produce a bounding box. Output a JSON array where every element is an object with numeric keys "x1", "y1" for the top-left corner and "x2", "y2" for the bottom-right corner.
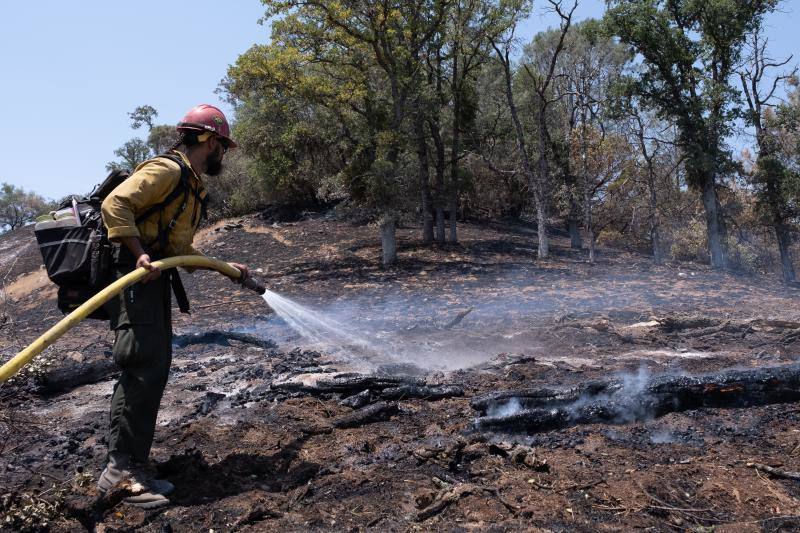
[{"x1": 97, "y1": 104, "x2": 248, "y2": 508}]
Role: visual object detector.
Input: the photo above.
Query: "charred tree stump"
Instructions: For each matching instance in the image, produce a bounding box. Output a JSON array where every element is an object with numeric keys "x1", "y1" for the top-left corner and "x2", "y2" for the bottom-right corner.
[{"x1": 474, "y1": 364, "x2": 800, "y2": 433}]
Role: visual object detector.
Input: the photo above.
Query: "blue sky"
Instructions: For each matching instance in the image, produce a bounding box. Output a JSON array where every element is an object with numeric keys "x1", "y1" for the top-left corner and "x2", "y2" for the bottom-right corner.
[{"x1": 1, "y1": 0, "x2": 798, "y2": 200}]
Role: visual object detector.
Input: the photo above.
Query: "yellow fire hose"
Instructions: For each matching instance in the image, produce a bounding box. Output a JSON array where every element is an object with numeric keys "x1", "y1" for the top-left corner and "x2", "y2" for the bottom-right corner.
[{"x1": 0, "y1": 255, "x2": 266, "y2": 384}]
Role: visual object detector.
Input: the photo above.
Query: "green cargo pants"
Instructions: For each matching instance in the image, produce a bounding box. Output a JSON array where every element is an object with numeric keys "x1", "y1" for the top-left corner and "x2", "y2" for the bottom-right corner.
[{"x1": 105, "y1": 265, "x2": 173, "y2": 464}]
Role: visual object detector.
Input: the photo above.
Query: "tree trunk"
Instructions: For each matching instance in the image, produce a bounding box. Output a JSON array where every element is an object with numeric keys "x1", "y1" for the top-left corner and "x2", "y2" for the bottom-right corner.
[
  {"x1": 568, "y1": 218, "x2": 582, "y2": 248},
  {"x1": 701, "y1": 176, "x2": 726, "y2": 269},
  {"x1": 580, "y1": 113, "x2": 591, "y2": 263},
  {"x1": 535, "y1": 185, "x2": 549, "y2": 259},
  {"x1": 775, "y1": 223, "x2": 796, "y2": 282},
  {"x1": 495, "y1": 43, "x2": 542, "y2": 259},
  {"x1": 647, "y1": 172, "x2": 662, "y2": 265},
  {"x1": 449, "y1": 48, "x2": 460, "y2": 244},
  {"x1": 415, "y1": 112, "x2": 434, "y2": 243},
  {"x1": 535, "y1": 102, "x2": 550, "y2": 259},
  {"x1": 380, "y1": 214, "x2": 397, "y2": 268},
  {"x1": 637, "y1": 122, "x2": 663, "y2": 265},
  {"x1": 566, "y1": 179, "x2": 582, "y2": 249},
  {"x1": 429, "y1": 122, "x2": 447, "y2": 243}
]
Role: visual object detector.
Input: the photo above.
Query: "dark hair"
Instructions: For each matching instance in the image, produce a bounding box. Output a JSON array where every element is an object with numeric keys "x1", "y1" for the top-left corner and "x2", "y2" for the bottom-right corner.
[{"x1": 169, "y1": 130, "x2": 202, "y2": 151}]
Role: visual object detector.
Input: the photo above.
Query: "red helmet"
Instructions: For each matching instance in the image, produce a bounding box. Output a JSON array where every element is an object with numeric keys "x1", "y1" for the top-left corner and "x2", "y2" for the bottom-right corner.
[{"x1": 177, "y1": 104, "x2": 238, "y2": 148}]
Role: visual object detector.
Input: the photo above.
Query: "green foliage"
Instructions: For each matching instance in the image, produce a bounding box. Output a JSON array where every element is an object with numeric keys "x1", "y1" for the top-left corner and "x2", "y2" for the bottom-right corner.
[
  {"x1": 773, "y1": 84, "x2": 800, "y2": 215},
  {"x1": 203, "y1": 150, "x2": 267, "y2": 220},
  {"x1": 106, "y1": 138, "x2": 151, "y2": 173},
  {"x1": 670, "y1": 217, "x2": 709, "y2": 262},
  {"x1": 213, "y1": 1, "x2": 797, "y2": 275},
  {"x1": 128, "y1": 104, "x2": 158, "y2": 130},
  {"x1": 0, "y1": 183, "x2": 54, "y2": 232},
  {"x1": 606, "y1": 0, "x2": 777, "y2": 189},
  {"x1": 107, "y1": 105, "x2": 179, "y2": 173},
  {"x1": 147, "y1": 124, "x2": 179, "y2": 155}
]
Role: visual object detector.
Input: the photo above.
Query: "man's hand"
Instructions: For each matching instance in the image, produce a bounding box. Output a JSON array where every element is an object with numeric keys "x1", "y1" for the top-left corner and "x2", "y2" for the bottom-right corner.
[
  {"x1": 120, "y1": 237, "x2": 160, "y2": 283},
  {"x1": 229, "y1": 262, "x2": 249, "y2": 284},
  {"x1": 137, "y1": 253, "x2": 161, "y2": 283}
]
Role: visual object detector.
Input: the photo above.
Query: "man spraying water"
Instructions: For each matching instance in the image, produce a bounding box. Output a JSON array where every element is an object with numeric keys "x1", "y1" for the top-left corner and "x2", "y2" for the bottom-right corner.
[{"x1": 96, "y1": 105, "x2": 251, "y2": 508}]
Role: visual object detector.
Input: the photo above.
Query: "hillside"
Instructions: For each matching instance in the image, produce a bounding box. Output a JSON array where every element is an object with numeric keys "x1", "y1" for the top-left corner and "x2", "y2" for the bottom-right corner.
[{"x1": 2, "y1": 215, "x2": 800, "y2": 531}]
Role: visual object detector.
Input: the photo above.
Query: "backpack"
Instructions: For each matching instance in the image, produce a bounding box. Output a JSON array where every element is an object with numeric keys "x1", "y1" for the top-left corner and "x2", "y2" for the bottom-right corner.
[{"x1": 34, "y1": 153, "x2": 202, "y2": 320}]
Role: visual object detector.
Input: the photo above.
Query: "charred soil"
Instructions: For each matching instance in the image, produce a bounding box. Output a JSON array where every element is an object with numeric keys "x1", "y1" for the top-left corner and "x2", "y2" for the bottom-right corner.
[{"x1": 2, "y1": 217, "x2": 800, "y2": 531}]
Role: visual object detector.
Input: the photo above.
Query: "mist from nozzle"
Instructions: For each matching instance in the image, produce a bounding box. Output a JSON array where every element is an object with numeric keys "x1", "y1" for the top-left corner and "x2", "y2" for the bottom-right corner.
[
  {"x1": 257, "y1": 287, "x2": 521, "y2": 370},
  {"x1": 261, "y1": 289, "x2": 379, "y2": 358}
]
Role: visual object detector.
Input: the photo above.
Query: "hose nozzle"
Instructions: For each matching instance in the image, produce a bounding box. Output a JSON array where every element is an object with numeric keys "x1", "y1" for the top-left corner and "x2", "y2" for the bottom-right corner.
[{"x1": 241, "y1": 274, "x2": 267, "y2": 295}]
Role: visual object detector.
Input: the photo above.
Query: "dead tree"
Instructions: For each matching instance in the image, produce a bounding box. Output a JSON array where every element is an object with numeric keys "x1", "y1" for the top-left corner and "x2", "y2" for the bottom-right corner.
[
  {"x1": 522, "y1": 0, "x2": 577, "y2": 259},
  {"x1": 491, "y1": 1, "x2": 577, "y2": 260},
  {"x1": 739, "y1": 24, "x2": 798, "y2": 282}
]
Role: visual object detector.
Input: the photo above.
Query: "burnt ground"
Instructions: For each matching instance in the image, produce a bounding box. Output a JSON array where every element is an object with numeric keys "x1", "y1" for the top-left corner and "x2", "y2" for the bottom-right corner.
[{"x1": 2, "y1": 215, "x2": 800, "y2": 531}]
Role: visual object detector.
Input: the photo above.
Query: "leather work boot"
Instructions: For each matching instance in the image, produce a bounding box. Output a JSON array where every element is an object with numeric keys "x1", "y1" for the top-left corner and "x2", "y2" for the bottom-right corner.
[{"x1": 97, "y1": 463, "x2": 173, "y2": 509}]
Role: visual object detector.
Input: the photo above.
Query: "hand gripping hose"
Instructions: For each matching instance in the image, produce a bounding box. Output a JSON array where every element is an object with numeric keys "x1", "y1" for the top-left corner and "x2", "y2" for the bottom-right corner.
[{"x1": 0, "y1": 255, "x2": 266, "y2": 384}]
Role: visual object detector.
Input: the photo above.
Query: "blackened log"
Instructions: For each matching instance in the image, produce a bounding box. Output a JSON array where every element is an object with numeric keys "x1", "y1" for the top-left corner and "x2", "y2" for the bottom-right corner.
[
  {"x1": 315, "y1": 374, "x2": 424, "y2": 393},
  {"x1": 470, "y1": 380, "x2": 620, "y2": 414},
  {"x1": 474, "y1": 364, "x2": 800, "y2": 433},
  {"x1": 332, "y1": 401, "x2": 399, "y2": 428},
  {"x1": 173, "y1": 330, "x2": 275, "y2": 349},
  {"x1": 274, "y1": 374, "x2": 425, "y2": 396},
  {"x1": 381, "y1": 384, "x2": 464, "y2": 401},
  {"x1": 476, "y1": 408, "x2": 571, "y2": 432},
  {"x1": 36, "y1": 358, "x2": 118, "y2": 395}
]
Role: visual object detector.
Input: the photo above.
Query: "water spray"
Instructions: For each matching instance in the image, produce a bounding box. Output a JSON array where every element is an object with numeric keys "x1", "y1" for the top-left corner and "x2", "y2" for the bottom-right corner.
[{"x1": 0, "y1": 255, "x2": 268, "y2": 384}]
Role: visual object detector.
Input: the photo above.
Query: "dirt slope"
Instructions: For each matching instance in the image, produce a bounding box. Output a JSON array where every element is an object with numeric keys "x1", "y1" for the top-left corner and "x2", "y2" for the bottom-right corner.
[{"x1": 2, "y1": 216, "x2": 800, "y2": 531}]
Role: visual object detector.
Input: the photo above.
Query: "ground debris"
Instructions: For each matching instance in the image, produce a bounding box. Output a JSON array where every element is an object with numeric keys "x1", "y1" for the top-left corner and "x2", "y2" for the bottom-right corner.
[
  {"x1": 196, "y1": 391, "x2": 226, "y2": 415},
  {"x1": 231, "y1": 504, "x2": 283, "y2": 530},
  {"x1": 331, "y1": 401, "x2": 399, "y2": 428},
  {"x1": 442, "y1": 307, "x2": 473, "y2": 329},
  {"x1": 339, "y1": 389, "x2": 372, "y2": 408},
  {"x1": 413, "y1": 483, "x2": 518, "y2": 521},
  {"x1": 657, "y1": 315, "x2": 720, "y2": 332},
  {"x1": 7, "y1": 218, "x2": 800, "y2": 531},
  {"x1": 747, "y1": 462, "x2": 800, "y2": 480}
]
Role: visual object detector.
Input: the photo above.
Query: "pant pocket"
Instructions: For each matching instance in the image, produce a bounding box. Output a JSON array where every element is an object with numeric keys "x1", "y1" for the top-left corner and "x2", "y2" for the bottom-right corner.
[
  {"x1": 119, "y1": 281, "x2": 160, "y2": 326},
  {"x1": 113, "y1": 323, "x2": 167, "y2": 367}
]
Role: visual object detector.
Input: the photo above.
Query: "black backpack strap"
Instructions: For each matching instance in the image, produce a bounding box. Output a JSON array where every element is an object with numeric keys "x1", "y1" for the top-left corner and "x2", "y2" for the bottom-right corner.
[
  {"x1": 165, "y1": 268, "x2": 191, "y2": 314},
  {"x1": 134, "y1": 154, "x2": 196, "y2": 251}
]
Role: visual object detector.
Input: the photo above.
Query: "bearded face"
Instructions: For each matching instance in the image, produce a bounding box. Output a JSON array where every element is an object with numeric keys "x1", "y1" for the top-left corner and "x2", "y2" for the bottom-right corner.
[{"x1": 205, "y1": 143, "x2": 224, "y2": 176}]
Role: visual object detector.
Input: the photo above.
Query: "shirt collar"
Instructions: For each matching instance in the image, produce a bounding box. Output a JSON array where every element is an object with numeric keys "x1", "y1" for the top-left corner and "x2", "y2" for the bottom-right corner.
[{"x1": 172, "y1": 150, "x2": 203, "y2": 183}]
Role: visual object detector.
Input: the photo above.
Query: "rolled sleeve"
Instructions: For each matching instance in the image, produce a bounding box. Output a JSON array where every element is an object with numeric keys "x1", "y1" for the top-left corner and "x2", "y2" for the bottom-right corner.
[{"x1": 106, "y1": 225, "x2": 141, "y2": 240}]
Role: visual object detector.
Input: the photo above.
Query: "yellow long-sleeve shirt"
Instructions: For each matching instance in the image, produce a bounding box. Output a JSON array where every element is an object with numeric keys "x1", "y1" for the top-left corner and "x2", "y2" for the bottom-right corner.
[{"x1": 101, "y1": 151, "x2": 207, "y2": 258}]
